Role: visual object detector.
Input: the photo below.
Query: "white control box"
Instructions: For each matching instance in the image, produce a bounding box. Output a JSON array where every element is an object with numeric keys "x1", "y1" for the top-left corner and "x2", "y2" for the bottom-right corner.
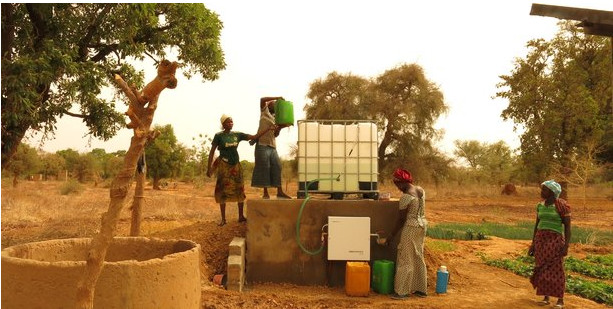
[{"x1": 327, "y1": 216, "x2": 370, "y2": 261}]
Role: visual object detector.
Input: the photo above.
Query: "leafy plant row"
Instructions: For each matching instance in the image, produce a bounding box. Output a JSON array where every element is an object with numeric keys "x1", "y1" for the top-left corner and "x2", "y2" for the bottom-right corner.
[
  {"x1": 428, "y1": 222, "x2": 613, "y2": 246},
  {"x1": 481, "y1": 254, "x2": 613, "y2": 306}
]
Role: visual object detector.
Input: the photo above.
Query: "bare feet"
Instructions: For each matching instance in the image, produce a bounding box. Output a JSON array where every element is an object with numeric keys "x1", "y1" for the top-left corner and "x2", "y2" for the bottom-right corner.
[
  {"x1": 238, "y1": 217, "x2": 247, "y2": 223},
  {"x1": 218, "y1": 220, "x2": 227, "y2": 227}
]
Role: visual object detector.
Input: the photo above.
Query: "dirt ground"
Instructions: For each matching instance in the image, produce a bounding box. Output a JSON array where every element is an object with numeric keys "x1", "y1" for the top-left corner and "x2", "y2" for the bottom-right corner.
[{"x1": 1, "y1": 180, "x2": 612, "y2": 308}]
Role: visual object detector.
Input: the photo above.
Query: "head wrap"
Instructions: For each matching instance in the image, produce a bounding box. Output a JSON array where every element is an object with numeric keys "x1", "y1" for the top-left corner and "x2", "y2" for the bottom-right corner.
[
  {"x1": 541, "y1": 180, "x2": 562, "y2": 198},
  {"x1": 393, "y1": 168, "x2": 413, "y2": 183},
  {"x1": 220, "y1": 114, "x2": 231, "y2": 125}
]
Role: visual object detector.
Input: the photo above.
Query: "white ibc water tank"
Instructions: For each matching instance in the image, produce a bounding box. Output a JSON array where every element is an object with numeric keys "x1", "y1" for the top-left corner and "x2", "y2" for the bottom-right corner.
[{"x1": 297, "y1": 120, "x2": 378, "y2": 198}]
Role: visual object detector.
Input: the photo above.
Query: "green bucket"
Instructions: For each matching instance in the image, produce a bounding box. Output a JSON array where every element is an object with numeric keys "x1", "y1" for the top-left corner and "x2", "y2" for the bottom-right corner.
[
  {"x1": 274, "y1": 99, "x2": 294, "y2": 126},
  {"x1": 372, "y1": 259, "x2": 395, "y2": 294}
]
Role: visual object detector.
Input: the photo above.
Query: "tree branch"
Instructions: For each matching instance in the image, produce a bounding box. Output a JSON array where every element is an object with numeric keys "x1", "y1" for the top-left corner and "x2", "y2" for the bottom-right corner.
[
  {"x1": 77, "y1": 4, "x2": 113, "y2": 62},
  {"x1": 63, "y1": 110, "x2": 87, "y2": 119},
  {"x1": 1, "y1": 4, "x2": 15, "y2": 60},
  {"x1": 25, "y1": 4, "x2": 47, "y2": 49}
]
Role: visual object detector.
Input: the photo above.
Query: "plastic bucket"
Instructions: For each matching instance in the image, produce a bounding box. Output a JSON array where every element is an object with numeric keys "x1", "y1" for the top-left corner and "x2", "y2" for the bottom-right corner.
[
  {"x1": 213, "y1": 274, "x2": 227, "y2": 288},
  {"x1": 275, "y1": 99, "x2": 294, "y2": 126},
  {"x1": 372, "y1": 259, "x2": 395, "y2": 294}
]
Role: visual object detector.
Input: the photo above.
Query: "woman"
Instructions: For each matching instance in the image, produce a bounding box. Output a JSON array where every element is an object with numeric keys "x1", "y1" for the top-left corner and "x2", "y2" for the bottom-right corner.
[
  {"x1": 381, "y1": 168, "x2": 428, "y2": 300},
  {"x1": 250, "y1": 96, "x2": 292, "y2": 199},
  {"x1": 206, "y1": 114, "x2": 273, "y2": 226},
  {"x1": 528, "y1": 180, "x2": 571, "y2": 308}
]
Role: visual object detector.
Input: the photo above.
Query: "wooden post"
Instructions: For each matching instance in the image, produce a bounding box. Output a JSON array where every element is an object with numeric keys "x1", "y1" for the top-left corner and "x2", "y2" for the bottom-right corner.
[{"x1": 130, "y1": 153, "x2": 146, "y2": 236}]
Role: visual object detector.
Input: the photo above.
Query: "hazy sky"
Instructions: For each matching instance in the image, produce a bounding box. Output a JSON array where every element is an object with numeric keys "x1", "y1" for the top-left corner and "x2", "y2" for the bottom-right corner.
[{"x1": 27, "y1": 0, "x2": 613, "y2": 162}]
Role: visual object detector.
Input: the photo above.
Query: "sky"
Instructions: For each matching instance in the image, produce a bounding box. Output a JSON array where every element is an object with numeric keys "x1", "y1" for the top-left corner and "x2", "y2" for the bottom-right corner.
[{"x1": 26, "y1": 0, "x2": 613, "y2": 162}]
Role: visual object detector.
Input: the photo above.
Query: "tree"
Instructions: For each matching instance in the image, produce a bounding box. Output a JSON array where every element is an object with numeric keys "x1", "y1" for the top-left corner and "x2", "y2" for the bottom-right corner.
[
  {"x1": 74, "y1": 153, "x2": 98, "y2": 183},
  {"x1": 304, "y1": 63, "x2": 449, "y2": 177},
  {"x1": 187, "y1": 133, "x2": 212, "y2": 180},
  {"x1": 453, "y1": 140, "x2": 485, "y2": 169},
  {"x1": 496, "y1": 21, "x2": 612, "y2": 189},
  {"x1": 304, "y1": 72, "x2": 372, "y2": 120},
  {"x1": 40, "y1": 152, "x2": 66, "y2": 180},
  {"x1": 57, "y1": 148, "x2": 80, "y2": 179},
  {"x1": 1, "y1": 3, "x2": 225, "y2": 169},
  {"x1": 479, "y1": 141, "x2": 514, "y2": 185},
  {"x1": 453, "y1": 140, "x2": 515, "y2": 185},
  {"x1": 145, "y1": 124, "x2": 186, "y2": 189},
  {"x1": 3, "y1": 143, "x2": 41, "y2": 186}
]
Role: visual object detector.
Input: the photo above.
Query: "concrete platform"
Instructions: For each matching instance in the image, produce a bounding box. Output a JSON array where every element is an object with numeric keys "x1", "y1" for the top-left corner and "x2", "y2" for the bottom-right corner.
[{"x1": 246, "y1": 198, "x2": 399, "y2": 286}]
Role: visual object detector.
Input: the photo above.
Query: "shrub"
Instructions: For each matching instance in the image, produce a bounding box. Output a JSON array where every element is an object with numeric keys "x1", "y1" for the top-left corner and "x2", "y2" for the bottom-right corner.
[{"x1": 60, "y1": 179, "x2": 83, "y2": 195}]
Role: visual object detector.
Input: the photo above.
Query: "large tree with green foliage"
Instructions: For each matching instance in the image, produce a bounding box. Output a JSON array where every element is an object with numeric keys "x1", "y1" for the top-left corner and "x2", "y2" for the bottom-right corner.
[
  {"x1": 1, "y1": 3, "x2": 225, "y2": 169},
  {"x1": 304, "y1": 63, "x2": 449, "y2": 179},
  {"x1": 496, "y1": 22, "x2": 612, "y2": 185},
  {"x1": 145, "y1": 124, "x2": 186, "y2": 189}
]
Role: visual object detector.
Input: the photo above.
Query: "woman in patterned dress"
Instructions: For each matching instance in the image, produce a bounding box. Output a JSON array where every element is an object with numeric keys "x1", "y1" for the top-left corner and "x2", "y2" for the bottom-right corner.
[
  {"x1": 206, "y1": 114, "x2": 274, "y2": 226},
  {"x1": 382, "y1": 168, "x2": 428, "y2": 300},
  {"x1": 528, "y1": 180, "x2": 571, "y2": 308}
]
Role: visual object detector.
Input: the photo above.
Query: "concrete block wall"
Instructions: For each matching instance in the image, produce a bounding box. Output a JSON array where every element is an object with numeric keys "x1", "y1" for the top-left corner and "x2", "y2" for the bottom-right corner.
[{"x1": 227, "y1": 237, "x2": 245, "y2": 292}]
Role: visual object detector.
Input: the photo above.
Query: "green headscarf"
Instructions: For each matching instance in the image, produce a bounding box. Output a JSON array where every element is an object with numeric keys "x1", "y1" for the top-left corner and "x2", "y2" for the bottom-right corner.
[{"x1": 541, "y1": 180, "x2": 562, "y2": 198}]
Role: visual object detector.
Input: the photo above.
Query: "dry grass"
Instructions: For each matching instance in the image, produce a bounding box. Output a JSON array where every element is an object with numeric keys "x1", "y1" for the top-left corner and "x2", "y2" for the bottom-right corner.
[{"x1": 2, "y1": 178, "x2": 611, "y2": 248}]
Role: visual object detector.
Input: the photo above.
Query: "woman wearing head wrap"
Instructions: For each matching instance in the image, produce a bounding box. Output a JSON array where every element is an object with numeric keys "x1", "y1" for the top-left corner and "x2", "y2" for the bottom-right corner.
[
  {"x1": 528, "y1": 180, "x2": 571, "y2": 308},
  {"x1": 380, "y1": 168, "x2": 428, "y2": 300},
  {"x1": 206, "y1": 115, "x2": 275, "y2": 226}
]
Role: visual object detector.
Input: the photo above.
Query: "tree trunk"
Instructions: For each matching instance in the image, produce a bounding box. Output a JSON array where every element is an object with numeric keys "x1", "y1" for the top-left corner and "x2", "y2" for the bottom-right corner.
[
  {"x1": 1, "y1": 119, "x2": 29, "y2": 170},
  {"x1": 152, "y1": 177, "x2": 162, "y2": 190},
  {"x1": 76, "y1": 61, "x2": 177, "y2": 308},
  {"x1": 377, "y1": 123, "x2": 395, "y2": 176}
]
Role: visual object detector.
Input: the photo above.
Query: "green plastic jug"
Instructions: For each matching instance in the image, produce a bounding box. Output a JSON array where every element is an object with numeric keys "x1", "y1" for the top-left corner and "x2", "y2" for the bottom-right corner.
[
  {"x1": 372, "y1": 259, "x2": 395, "y2": 294},
  {"x1": 274, "y1": 99, "x2": 294, "y2": 126}
]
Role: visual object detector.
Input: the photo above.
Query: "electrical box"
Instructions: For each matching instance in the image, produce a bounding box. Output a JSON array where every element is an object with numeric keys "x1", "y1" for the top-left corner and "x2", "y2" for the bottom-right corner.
[{"x1": 327, "y1": 216, "x2": 370, "y2": 261}]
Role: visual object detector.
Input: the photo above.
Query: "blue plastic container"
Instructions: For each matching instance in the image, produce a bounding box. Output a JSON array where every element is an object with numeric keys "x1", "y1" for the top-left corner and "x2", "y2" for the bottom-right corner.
[{"x1": 435, "y1": 266, "x2": 449, "y2": 294}]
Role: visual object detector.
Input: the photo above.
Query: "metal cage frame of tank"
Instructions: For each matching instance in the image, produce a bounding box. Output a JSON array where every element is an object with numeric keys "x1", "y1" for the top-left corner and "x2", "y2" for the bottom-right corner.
[{"x1": 296, "y1": 119, "x2": 379, "y2": 200}]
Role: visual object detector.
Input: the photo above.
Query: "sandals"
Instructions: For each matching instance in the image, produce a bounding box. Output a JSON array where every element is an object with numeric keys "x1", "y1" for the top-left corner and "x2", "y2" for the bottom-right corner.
[
  {"x1": 413, "y1": 291, "x2": 427, "y2": 298},
  {"x1": 389, "y1": 293, "x2": 409, "y2": 300},
  {"x1": 554, "y1": 303, "x2": 564, "y2": 308}
]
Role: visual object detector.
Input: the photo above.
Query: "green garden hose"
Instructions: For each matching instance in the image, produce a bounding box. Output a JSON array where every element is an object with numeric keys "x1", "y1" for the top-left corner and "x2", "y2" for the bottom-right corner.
[{"x1": 296, "y1": 176, "x2": 340, "y2": 255}]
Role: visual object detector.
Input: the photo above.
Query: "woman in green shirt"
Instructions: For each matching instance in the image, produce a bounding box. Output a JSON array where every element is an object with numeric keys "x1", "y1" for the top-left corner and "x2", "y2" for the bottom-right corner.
[
  {"x1": 528, "y1": 180, "x2": 571, "y2": 309},
  {"x1": 206, "y1": 114, "x2": 273, "y2": 226}
]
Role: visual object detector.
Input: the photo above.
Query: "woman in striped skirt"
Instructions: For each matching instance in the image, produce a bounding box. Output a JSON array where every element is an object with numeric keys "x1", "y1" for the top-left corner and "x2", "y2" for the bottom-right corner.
[{"x1": 528, "y1": 180, "x2": 571, "y2": 309}]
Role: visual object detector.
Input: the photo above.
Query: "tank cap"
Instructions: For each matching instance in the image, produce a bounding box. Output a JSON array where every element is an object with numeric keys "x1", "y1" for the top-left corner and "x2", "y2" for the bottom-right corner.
[{"x1": 439, "y1": 266, "x2": 448, "y2": 272}]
